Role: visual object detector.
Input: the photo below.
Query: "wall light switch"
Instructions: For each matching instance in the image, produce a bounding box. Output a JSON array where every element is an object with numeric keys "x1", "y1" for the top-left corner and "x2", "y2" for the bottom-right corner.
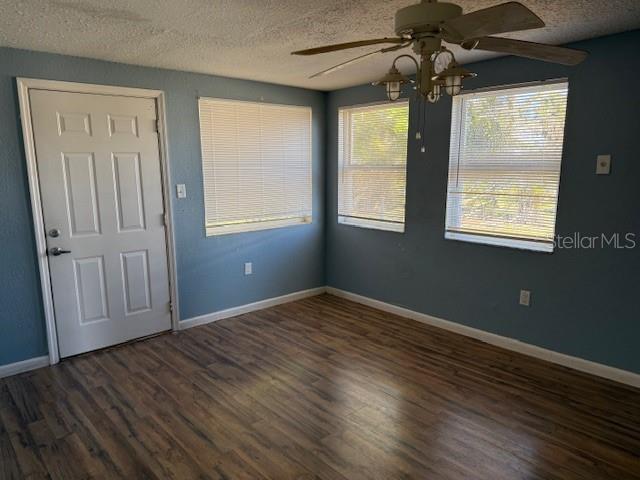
[
  {"x1": 519, "y1": 289, "x2": 531, "y2": 307},
  {"x1": 244, "y1": 262, "x2": 253, "y2": 275},
  {"x1": 596, "y1": 154, "x2": 611, "y2": 175},
  {"x1": 176, "y1": 184, "x2": 187, "y2": 199}
]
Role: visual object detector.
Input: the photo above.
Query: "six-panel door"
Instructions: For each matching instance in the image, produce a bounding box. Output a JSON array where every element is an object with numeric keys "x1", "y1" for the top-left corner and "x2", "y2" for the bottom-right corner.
[{"x1": 30, "y1": 90, "x2": 171, "y2": 358}]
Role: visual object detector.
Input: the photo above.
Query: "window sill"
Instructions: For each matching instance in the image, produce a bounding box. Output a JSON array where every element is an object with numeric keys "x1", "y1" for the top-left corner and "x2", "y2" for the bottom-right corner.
[
  {"x1": 338, "y1": 216, "x2": 404, "y2": 233},
  {"x1": 206, "y1": 216, "x2": 311, "y2": 236},
  {"x1": 445, "y1": 231, "x2": 553, "y2": 253}
]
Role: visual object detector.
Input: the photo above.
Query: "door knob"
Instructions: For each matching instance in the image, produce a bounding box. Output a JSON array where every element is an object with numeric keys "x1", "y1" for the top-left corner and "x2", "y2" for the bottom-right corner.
[{"x1": 49, "y1": 247, "x2": 71, "y2": 256}]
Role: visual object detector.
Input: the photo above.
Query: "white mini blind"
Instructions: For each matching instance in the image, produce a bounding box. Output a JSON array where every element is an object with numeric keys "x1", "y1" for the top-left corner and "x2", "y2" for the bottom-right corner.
[
  {"x1": 338, "y1": 101, "x2": 409, "y2": 232},
  {"x1": 199, "y1": 98, "x2": 312, "y2": 236},
  {"x1": 445, "y1": 81, "x2": 568, "y2": 252}
]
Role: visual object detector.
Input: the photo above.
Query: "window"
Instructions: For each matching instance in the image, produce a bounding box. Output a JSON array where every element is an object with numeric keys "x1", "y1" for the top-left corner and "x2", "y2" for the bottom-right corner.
[
  {"x1": 338, "y1": 101, "x2": 409, "y2": 232},
  {"x1": 445, "y1": 80, "x2": 568, "y2": 252},
  {"x1": 198, "y1": 98, "x2": 312, "y2": 236}
]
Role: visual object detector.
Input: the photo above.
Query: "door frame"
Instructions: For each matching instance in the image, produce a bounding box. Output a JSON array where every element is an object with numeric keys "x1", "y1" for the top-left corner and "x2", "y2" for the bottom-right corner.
[{"x1": 17, "y1": 78, "x2": 180, "y2": 365}]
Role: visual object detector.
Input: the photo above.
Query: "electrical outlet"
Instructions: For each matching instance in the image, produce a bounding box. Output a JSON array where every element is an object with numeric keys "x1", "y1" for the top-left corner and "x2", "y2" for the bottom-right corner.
[
  {"x1": 244, "y1": 262, "x2": 252, "y2": 275},
  {"x1": 519, "y1": 289, "x2": 531, "y2": 307},
  {"x1": 176, "y1": 184, "x2": 187, "y2": 198},
  {"x1": 596, "y1": 154, "x2": 611, "y2": 175}
]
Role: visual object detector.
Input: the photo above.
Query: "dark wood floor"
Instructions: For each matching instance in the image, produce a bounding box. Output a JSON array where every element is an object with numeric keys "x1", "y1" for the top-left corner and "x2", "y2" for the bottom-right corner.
[{"x1": 1, "y1": 294, "x2": 639, "y2": 479}]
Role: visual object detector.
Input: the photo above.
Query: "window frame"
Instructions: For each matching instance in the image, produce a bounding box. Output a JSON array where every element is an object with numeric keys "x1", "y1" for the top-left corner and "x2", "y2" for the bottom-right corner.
[
  {"x1": 444, "y1": 79, "x2": 569, "y2": 253},
  {"x1": 337, "y1": 99, "x2": 409, "y2": 233},
  {"x1": 198, "y1": 97, "x2": 313, "y2": 237}
]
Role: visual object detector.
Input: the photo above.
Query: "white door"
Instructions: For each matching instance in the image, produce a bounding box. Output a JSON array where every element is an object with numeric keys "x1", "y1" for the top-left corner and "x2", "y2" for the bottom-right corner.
[{"x1": 29, "y1": 89, "x2": 171, "y2": 358}]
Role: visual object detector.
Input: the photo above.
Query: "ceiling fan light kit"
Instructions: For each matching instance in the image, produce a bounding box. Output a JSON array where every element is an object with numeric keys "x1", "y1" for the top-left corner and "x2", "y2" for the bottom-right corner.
[
  {"x1": 435, "y1": 62, "x2": 476, "y2": 97},
  {"x1": 373, "y1": 57, "x2": 416, "y2": 101},
  {"x1": 292, "y1": 0, "x2": 588, "y2": 103}
]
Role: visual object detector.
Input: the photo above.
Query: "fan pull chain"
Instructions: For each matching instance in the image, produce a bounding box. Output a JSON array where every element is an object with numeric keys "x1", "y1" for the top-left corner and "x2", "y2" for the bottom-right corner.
[
  {"x1": 414, "y1": 96, "x2": 426, "y2": 153},
  {"x1": 421, "y1": 97, "x2": 427, "y2": 153},
  {"x1": 415, "y1": 95, "x2": 422, "y2": 142}
]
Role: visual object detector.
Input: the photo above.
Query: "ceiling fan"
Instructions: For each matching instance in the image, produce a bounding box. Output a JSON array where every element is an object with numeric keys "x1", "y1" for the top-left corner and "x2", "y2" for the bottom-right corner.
[{"x1": 291, "y1": 0, "x2": 587, "y2": 103}]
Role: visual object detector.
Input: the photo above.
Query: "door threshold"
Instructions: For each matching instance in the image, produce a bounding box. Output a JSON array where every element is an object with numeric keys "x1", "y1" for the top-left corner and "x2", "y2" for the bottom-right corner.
[{"x1": 58, "y1": 329, "x2": 173, "y2": 361}]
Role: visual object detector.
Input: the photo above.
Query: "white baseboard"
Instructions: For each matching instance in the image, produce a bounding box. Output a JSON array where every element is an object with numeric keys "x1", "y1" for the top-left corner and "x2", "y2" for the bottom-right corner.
[
  {"x1": 326, "y1": 287, "x2": 640, "y2": 389},
  {"x1": 4, "y1": 287, "x2": 637, "y2": 389},
  {"x1": 180, "y1": 287, "x2": 327, "y2": 330},
  {"x1": 0, "y1": 355, "x2": 49, "y2": 379}
]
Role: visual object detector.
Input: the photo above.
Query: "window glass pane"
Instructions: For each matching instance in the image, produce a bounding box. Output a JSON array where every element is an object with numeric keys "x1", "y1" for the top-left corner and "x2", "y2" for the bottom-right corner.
[
  {"x1": 349, "y1": 105, "x2": 408, "y2": 166},
  {"x1": 199, "y1": 98, "x2": 312, "y2": 236},
  {"x1": 338, "y1": 101, "x2": 409, "y2": 232},
  {"x1": 446, "y1": 81, "x2": 568, "y2": 251}
]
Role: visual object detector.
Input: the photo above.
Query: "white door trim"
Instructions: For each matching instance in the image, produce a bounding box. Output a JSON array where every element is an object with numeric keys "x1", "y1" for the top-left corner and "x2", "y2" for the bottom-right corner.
[{"x1": 17, "y1": 78, "x2": 180, "y2": 366}]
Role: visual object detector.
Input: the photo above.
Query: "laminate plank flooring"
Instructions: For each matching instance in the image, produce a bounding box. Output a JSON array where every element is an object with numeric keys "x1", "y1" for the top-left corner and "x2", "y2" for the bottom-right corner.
[{"x1": 1, "y1": 294, "x2": 639, "y2": 479}]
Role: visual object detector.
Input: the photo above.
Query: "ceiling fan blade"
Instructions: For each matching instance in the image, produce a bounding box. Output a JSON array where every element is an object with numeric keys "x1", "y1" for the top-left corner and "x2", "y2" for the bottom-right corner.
[
  {"x1": 442, "y1": 2, "x2": 544, "y2": 42},
  {"x1": 308, "y1": 43, "x2": 409, "y2": 79},
  {"x1": 465, "y1": 36, "x2": 587, "y2": 65},
  {"x1": 292, "y1": 38, "x2": 404, "y2": 56}
]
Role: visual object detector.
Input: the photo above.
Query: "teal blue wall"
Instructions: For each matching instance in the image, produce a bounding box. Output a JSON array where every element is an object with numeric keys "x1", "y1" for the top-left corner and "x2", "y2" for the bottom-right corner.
[
  {"x1": 325, "y1": 31, "x2": 640, "y2": 374},
  {"x1": 0, "y1": 48, "x2": 325, "y2": 366},
  {"x1": 2, "y1": 31, "x2": 639, "y2": 374}
]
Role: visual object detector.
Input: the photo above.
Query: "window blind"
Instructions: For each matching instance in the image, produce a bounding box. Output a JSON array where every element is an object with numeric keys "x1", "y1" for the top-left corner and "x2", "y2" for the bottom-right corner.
[
  {"x1": 338, "y1": 101, "x2": 409, "y2": 232},
  {"x1": 198, "y1": 98, "x2": 312, "y2": 236},
  {"x1": 445, "y1": 81, "x2": 568, "y2": 252}
]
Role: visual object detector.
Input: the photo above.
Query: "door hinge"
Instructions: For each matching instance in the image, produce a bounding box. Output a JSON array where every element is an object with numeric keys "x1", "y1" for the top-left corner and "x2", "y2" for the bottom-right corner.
[
  {"x1": 153, "y1": 119, "x2": 160, "y2": 133},
  {"x1": 169, "y1": 301, "x2": 173, "y2": 313}
]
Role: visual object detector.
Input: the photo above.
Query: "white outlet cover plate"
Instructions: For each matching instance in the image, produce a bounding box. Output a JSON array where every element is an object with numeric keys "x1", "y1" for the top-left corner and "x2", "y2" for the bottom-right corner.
[
  {"x1": 244, "y1": 262, "x2": 252, "y2": 275},
  {"x1": 596, "y1": 154, "x2": 611, "y2": 175},
  {"x1": 519, "y1": 290, "x2": 531, "y2": 307},
  {"x1": 176, "y1": 184, "x2": 187, "y2": 198}
]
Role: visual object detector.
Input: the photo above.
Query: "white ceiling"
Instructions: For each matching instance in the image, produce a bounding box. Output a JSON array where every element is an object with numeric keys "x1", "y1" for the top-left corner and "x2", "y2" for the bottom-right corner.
[{"x1": 1, "y1": 0, "x2": 640, "y2": 90}]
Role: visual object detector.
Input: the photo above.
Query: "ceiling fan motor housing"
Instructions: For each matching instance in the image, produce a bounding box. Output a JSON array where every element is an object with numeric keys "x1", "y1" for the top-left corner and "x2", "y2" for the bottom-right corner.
[{"x1": 394, "y1": 1, "x2": 463, "y2": 36}]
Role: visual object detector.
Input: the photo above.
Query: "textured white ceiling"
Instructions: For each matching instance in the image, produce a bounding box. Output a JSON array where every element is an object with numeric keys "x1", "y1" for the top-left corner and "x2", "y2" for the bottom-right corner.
[{"x1": 1, "y1": 0, "x2": 640, "y2": 90}]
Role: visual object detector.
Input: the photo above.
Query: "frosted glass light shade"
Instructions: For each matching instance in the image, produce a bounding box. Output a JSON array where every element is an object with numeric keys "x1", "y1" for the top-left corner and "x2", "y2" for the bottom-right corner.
[
  {"x1": 386, "y1": 81, "x2": 402, "y2": 101},
  {"x1": 445, "y1": 75, "x2": 462, "y2": 96}
]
